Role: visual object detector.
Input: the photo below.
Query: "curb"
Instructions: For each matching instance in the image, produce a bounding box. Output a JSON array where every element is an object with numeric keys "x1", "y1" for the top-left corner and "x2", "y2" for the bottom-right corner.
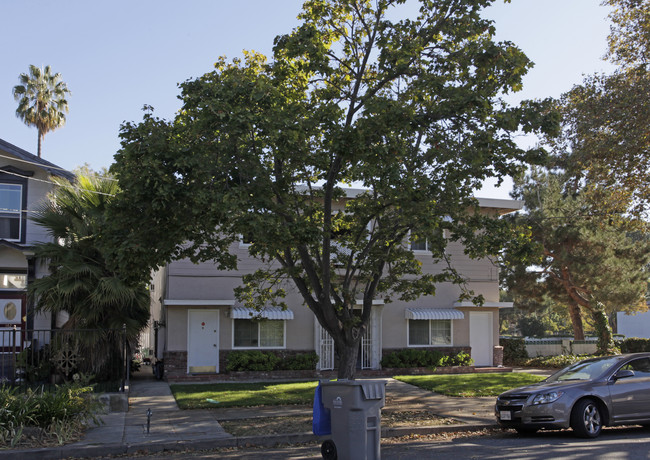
[{"x1": 0, "y1": 422, "x2": 498, "y2": 460}]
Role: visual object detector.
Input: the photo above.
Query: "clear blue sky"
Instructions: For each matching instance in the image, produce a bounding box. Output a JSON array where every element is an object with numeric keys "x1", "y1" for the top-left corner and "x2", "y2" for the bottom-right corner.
[{"x1": 0, "y1": 0, "x2": 614, "y2": 198}]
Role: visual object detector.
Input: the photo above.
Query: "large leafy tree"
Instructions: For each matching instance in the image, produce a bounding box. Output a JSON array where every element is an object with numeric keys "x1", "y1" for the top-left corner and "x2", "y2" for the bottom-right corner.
[
  {"x1": 12, "y1": 64, "x2": 70, "y2": 158},
  {"x1": 553, "y1": 0, "x2": 650, "y2": 217},
  {"x1": 502, "y1": 170, "x2": 650, "y2": 353},
  {"x1": 505, "y1": 0, "x2": 650, "y2": 353},
  {"x1": 29, "y1": 173, "x2": 150, "y2": 377},
  {"x1": 109, "y1": 0, "x2": 557, "y2": 379}
]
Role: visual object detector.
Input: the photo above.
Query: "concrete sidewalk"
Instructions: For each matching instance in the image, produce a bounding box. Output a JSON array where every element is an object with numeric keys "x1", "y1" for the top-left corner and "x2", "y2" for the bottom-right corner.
[{"x1": 1, "y1": 368, "x2": 550, "y2": 460}]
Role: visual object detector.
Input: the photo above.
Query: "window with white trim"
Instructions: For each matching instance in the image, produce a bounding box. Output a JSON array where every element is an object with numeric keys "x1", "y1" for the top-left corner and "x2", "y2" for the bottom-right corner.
[
  {"x1": 410, "y1": 236, "x2": 429, "y2": 251},
  {"x1": 238, "y1": 233, "x2": 255, "y2": 249},
  {"x1": 233, "y1": 319, "x2": 285, "y2": 348},
  {"x1": 0, "y1": 184, "x2": 23, "y2": 241},
  {"x1": 408, "y1": 319, "x2": 452, "y2": 346}
]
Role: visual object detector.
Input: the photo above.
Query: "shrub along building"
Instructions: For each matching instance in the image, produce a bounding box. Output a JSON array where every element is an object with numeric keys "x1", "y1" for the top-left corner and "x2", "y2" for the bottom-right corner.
[
  {"x1": 0, "y1": 138, "x2": 74, "y2": 357},
  {"x1": 147, "y1": 192, "x2": 520, "y2": 381}
]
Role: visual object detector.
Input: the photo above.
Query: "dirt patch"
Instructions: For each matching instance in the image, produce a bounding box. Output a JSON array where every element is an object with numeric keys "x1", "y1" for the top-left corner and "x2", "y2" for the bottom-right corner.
[{"x1": 220, "y1": 410, "x2": 458, "y2": 437}]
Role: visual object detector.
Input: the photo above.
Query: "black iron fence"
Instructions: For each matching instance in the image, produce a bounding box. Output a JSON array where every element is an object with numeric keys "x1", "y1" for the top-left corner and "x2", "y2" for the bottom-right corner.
[{"x1": 0, "y1": 326, "x2": 130, "y2": 392}]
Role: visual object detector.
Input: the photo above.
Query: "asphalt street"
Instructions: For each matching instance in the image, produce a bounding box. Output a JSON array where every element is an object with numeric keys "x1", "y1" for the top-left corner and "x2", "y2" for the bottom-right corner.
[{"x1": 91, "y1": 425, "x2": 650, "y2": 460}]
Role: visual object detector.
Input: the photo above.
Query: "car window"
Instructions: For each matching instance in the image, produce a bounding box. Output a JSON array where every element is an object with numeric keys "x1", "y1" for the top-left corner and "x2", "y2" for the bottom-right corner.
[
  {"x1": 620, "y1": 358, "x2": 650, "y2": 377},
  {"x1": 547, "y1": 356, "x2": 620, "y2": 382}
]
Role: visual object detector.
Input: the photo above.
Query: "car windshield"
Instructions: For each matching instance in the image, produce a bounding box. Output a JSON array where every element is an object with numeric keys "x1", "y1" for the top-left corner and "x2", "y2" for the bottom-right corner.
[{"x1": 546, "y1": 356, "x2": 621, "y2": 382}]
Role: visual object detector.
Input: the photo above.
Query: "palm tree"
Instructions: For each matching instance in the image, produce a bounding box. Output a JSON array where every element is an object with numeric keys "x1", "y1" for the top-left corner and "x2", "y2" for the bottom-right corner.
[
  {"x1": 12, "y1": 65, "x2": 71, "y2": 158},
  {"x1": 29, "y1": 173, "x2": 150, "y2": 379}
]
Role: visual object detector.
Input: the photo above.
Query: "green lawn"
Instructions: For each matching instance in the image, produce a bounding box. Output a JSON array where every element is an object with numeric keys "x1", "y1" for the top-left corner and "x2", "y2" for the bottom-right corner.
[
  {"x1": 394, "y1": 373, "x2": 545, "y2": 397},
  {"x1": 170, "y1": 381, "x2": 319, "y2": 409},
  {"x1": 170, "y1": 373, "x2": 545, "y2": 409}
]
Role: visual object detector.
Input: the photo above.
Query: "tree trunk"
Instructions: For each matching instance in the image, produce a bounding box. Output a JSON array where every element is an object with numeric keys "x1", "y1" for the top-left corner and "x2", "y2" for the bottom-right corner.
[
  {"x1": 37, "y1": 130, "x2": 43, "y2": 158},
  {"x1": 568, "y1": 299, "x2": 585, "y2": 341},
  {"x1": 335, "y1": 334, "x2": 362, "y2": 380}
]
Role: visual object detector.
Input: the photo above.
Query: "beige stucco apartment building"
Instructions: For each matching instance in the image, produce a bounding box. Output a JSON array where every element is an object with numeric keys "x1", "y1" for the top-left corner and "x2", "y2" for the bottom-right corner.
[{"x1": 147, "y1": 195, "x2": 521, "y2": 379}]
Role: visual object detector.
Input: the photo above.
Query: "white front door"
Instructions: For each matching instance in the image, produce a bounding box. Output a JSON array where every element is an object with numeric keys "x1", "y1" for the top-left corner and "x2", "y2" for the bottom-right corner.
[
  {"x1": 469, "y1": 311, "x2": 493, "y2": 367},
  {"x1": 187, "y1": 309, "x2": 219, "y2": 373}
]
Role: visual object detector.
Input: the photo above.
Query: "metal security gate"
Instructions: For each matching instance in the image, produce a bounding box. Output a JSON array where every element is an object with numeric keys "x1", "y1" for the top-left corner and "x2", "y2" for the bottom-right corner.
[
  {"x1": 317, "y1": 324, "x2": 372, "y2": 370},
  {"x1": 361, "y1": 327, "x2": 372, "y2": 369},
  {"x1": 317, "y1": 323, "x2": 335, "y2": 370}
]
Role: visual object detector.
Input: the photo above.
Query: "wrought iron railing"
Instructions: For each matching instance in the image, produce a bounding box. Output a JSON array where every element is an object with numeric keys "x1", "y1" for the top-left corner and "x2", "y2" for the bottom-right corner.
[{"x1": 0, "y1": 326, "x2": 129, "y2": 392}]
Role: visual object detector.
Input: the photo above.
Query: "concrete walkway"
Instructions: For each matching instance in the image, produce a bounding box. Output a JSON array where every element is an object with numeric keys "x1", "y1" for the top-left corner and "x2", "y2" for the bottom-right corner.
[{"x1": 1, "y1": 368, "x2": 552, "y2": 459}]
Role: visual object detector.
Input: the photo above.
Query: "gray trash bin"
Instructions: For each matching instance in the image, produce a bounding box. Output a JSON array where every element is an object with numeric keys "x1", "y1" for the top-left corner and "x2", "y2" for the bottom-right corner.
[{"x1": 319, "y1": 379, "x2": 386, "y2": 460}]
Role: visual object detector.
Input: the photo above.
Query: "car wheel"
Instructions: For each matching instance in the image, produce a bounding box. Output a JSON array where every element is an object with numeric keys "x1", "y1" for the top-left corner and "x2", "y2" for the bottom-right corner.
[
  {"x1": 515, "y1": 426, "x2": 539, "y2": 435},
  {"x1": 571, "y1": 399, "x2": 603, "y2": 438}
]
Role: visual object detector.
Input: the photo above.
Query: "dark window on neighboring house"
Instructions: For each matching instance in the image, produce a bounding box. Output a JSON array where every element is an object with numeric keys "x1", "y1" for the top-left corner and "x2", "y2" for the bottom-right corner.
[
  {"x1": 0, "y1": 169, "x2": 29, "y2": 244},
  {"x1": 0, "y1": 183, "x2": 23, "y2": 241}
]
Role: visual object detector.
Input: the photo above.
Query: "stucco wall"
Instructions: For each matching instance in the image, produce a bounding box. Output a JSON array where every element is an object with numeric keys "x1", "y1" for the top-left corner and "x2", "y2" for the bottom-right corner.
[{"x1": 160, "y1": 198, "x2": 517, "y2": 369}]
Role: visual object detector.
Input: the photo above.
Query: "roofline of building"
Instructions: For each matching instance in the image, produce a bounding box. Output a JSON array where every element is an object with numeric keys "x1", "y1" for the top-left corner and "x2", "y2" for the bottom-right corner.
[
  {"x1": 296, "y1": 185, "x2": 523, "y2": 214},
  {"x1": 0, "y1": 138, "x2": 75, "y2": 181}
]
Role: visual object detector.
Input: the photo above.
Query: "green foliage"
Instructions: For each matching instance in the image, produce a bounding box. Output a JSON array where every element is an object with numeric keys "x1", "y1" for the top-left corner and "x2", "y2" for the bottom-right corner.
[
  {"x1": 502, "y1": 170, "x2": 650, "y2": 353},
  {"x1": 225, "y1": 350, "x2": 319, "y2": 372},
  {"x1": 281, "y1": 352, "x2": 319, "y2": 371},
  {"x1": 605, "y1": 0, "x2": 650, "y2": 68},
  {"x1": 440, "y1": 351, "x2": 474, "y2": 367},
  {"x1": 499, "y1": 296, "x2": 575, "y2": 337},
  {"x1": 380, "y1": 349, "x2": 473, "y2": 368},
  {"x1": 12, "y1": 64, "x2": 70, "y2": 157},
  {"x1": 502, "y1": 1, "x2": 650, "y2": 355},
  {"x1": 517, "y1": 316, "x2": 546, "y2": 338},
  {"x1": 16, "y1": 345, "x2": 52, "y2": 383},
  {"x1": 28, "y1": 173, "x2": 150, "y2": 378},
  {"x1": 522, "y1": 354, "x2": 596, "y2": 369},
  {"x1": 226, "y1": 351, "x2": 281, "y2": 372},
  {"x1": 499, "y1": 337, "x2": 529, "y2": 365},
  {"x1": 111, "y1": 0, "x2": 558, "y2": 379},
  {"x1": 619, "y1": 337, "x2": 650, "y2": 353},
  {"x1": 381, "y1": 349, "x2": 442, "y2": 368},
  {"x1": 394, "y1": 373, "x2": 545, "y2": 397},
  {"x1": 0, "y1": 382, "x2": 103, "y2": 447},
  {"x1": 546, "y1": 1, "x2": 650, "y2": 217}
]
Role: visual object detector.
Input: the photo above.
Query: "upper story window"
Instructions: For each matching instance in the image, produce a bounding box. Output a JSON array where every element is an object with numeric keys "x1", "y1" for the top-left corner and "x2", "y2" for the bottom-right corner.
[
  {"x1": 0, "y1": 183, "x2": 23, "y2": 242},
  {"x1": 410, "y1": 224, "x2": 451, "y2": 253},
  {"x1": 239, "y1": 233, "x2": 254, "y2": 248},
  {"x1": 410, "y1": 236, "x2": 430, "y2": 252}
]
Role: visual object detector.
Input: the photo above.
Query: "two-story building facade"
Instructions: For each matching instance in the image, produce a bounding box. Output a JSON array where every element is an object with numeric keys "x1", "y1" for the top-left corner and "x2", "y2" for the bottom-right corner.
[
  {"x1": 0, "y1": 138, "x2": 75, "y2": 352},
  {"x1": 149, "y1": 194, "x2": 520, "y2": 380}
]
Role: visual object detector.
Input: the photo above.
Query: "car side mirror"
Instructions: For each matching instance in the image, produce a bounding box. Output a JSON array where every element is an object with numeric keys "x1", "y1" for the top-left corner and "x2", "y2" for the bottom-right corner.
[{"x1": 614, "y1": 369, "x2": 635, "y2": 380}]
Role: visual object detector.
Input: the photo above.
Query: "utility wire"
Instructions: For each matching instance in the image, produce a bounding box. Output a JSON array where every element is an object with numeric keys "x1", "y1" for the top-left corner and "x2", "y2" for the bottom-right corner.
[{"x1": 0, "y1": 152, "x2": 118, "y2": 181}]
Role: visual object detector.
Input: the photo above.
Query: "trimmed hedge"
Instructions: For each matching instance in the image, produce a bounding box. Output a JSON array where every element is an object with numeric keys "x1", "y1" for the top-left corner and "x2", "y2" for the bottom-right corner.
[
  {"x1": 500, "y1": 337, "x2": 528, "y2": 365},
  {"x1": 619, "y1": 337, "x2": 650, "y2": 353},
  {"x1": 225, "y1": 350, "x2": 319, "y2": 372},
  {"x1": 523, "y1": 354, "x2": 590, "y2": 369},
  {"x1": 380, "y1": 349, "x2": 473, "y2": 368}
]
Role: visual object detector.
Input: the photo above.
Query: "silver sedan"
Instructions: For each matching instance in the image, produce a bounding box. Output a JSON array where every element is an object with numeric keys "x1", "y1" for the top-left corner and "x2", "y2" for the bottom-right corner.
[{"x1": 495, "y1": 353, "x2": 650, "y2": 438}]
